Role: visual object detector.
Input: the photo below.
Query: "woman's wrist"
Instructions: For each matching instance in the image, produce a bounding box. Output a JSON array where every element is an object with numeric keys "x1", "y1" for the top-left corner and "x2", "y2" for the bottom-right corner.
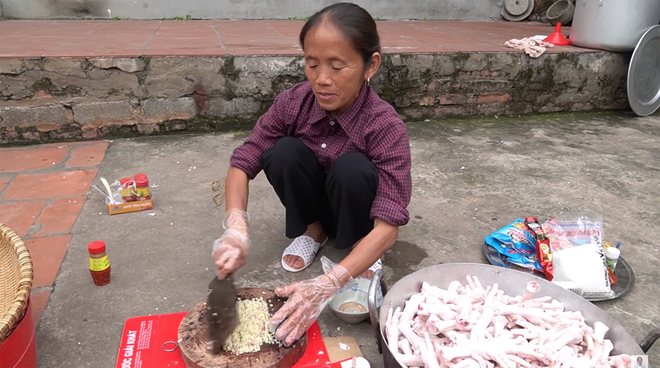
[
  {"x1": 228, "y1": 226, "x2": 249, "y2": 238},
  {"x1": 224, "y1": 208, "x2": 250, "y2": 232},
  {"x1": 326, "y1": 265, "x2": 353, "y2": 289}
]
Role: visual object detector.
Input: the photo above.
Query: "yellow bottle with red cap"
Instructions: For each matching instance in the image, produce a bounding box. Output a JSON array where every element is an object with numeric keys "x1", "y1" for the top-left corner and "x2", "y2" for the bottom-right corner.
[
  {"x1": 88, "y1": 241, "x2": 111, "y2": 286},
  {"x1": 134, "y1": 173, "x2": 151, "y2": 201}
]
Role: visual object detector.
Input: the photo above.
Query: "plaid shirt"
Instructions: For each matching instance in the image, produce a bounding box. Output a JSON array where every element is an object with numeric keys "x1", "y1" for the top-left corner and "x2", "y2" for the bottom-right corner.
[{"x1": 230, "y1": 82, "x2": 412, "y2": 227}]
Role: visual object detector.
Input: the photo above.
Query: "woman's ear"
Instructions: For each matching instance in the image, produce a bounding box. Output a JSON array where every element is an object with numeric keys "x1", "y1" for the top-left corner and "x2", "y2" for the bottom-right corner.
[{"x1": 366, "y1": 52, "x2": 381, "y2": 81}]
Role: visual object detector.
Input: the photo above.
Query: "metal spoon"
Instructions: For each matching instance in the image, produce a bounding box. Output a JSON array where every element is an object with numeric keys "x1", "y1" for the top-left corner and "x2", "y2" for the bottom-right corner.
[
  {"x1": 100, "y1": 177, "x2": 116, "y2": 204},
  {"x1": 91, "y1": 184, "x2": 114, "y2": 203}
]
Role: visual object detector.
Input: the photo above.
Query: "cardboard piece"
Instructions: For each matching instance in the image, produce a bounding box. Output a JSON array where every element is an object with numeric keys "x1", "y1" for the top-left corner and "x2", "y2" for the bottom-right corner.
[
  {"x1": 116, "y1": 312, "x2": 367, "y2": 368},
  {"x1": 291, "y1": 322, "x2": 367, "y2": 368},
  {"x1": 324, "y1": 336, "x2": 363, "y2": 363},
  {"x1": 115, "y1": 312, "x2": 186, "y2": 368},
  {"x1": 107, "y1": 198, "x2": 153, "y2": 215},
  {"x1": 100, "y1": 175, "x2": 154, "y2": 215}
]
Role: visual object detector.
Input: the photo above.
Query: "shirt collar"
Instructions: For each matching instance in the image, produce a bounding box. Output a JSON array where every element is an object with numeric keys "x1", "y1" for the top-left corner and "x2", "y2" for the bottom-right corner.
[
  {"x1": 334, "y1": 84, "x2": 370, "y2": 136},
  {"x1": 308, "y1": 95, "x2": 329, "y2": 124}
]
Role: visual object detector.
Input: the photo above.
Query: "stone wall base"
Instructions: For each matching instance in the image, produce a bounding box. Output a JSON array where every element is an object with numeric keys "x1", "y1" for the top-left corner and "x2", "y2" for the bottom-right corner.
[{"x1": 0, "y1": 52, "x2": 630, "y2": 145}]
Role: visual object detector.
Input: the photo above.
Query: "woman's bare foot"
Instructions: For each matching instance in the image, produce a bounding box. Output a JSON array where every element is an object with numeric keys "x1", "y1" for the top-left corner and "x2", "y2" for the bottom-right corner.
[{"x1": 283, "y1": 222, "x2": 326, "y2": 270}]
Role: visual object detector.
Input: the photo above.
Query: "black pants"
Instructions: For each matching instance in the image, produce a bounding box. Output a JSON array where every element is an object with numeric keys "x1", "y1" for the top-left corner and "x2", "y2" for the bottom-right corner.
[{"x1": 260, "y1": 137, "x2": 379, "y2": 250}]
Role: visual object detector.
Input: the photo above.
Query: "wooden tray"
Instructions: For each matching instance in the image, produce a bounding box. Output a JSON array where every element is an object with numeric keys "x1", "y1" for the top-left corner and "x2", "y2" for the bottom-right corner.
[{"x1": 177, "y1": 288, "x2": 307, "y2": 368}]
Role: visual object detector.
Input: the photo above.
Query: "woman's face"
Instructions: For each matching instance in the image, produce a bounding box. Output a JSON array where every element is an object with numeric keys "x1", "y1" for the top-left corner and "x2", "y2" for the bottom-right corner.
[{"x1": 303, "y1": 21, "x2": 381, "y2": 115}]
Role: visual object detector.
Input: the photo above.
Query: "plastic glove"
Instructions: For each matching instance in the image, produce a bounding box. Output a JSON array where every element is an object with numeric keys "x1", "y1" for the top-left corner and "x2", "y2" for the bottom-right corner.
[
  {"x1": 212, "y1": 209, "x2": 250, "y2": 279},
  {"x1": 269, "y1": 265, "x2": 353, "y2": 346}
]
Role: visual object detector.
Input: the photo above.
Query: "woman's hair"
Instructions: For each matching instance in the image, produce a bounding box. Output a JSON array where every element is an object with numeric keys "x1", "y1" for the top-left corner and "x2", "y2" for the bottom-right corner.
[{"x1": 299, "y1": 2, "x2": 381, "y2": 65}]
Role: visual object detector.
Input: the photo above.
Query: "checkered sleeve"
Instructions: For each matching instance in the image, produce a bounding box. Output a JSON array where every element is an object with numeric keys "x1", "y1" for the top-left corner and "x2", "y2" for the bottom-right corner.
[
  {"x1": 229, "y1": 92, "x2": 291, "y2": 180},
  {"x1": 368, "y1": 112, "x2": 412, "y2": 227}
]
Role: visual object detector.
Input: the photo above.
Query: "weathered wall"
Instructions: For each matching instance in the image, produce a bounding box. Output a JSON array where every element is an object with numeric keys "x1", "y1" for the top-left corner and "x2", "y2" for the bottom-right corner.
[
  {"x1": 528, "y1": 0, "x2": 558, "y2": 23},
  {"x1": 0, "y1": 52, "x2": 629, "y2": 145},
  {"x1": 0, "y1": 0, "x2": 504, "y2": 20}
]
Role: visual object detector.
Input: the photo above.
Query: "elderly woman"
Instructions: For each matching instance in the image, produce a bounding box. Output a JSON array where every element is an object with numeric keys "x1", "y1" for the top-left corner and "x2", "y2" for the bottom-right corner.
[{"x1": 212, "y1": 2, "x2": 412, "y2": 345}]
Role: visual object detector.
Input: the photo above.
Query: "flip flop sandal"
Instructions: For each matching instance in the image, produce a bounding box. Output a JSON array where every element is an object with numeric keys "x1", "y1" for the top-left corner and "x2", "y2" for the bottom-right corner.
[{"x1": 281, "y1": 235, "x2": 329, "y2": 273}]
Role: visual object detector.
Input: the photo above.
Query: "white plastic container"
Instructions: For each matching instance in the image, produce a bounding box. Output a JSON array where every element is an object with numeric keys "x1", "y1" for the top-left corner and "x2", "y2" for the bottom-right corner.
[
  {"x1": 605, "y1": 247, "x2": 620, "y2": 270},
  {"x1": 569, "y1": 0, "x2": 660, "y2": 51}
]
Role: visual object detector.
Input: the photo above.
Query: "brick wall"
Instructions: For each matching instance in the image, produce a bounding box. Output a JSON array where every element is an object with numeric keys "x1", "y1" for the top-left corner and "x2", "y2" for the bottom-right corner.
[{"x1": 0, "y1": 52, "x2": 629, "y2": 145}]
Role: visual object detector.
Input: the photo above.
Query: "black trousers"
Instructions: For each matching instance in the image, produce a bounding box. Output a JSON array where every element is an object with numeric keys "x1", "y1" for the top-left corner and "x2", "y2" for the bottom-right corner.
[{"x1": 260, "y1": 137, "x2": 379, "y2": 250}]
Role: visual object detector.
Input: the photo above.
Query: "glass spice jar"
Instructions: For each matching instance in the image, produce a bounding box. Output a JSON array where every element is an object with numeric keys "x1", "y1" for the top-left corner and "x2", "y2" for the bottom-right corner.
[
  {"x1": 120, "y1": 177, "x2": 136, "y2": 202},
  {"x1": 88, "y1": 241, "x2": 111, "y2": 286},
  {"x1": 134, "y1": 174, "x2": 152, "y2": 201}
]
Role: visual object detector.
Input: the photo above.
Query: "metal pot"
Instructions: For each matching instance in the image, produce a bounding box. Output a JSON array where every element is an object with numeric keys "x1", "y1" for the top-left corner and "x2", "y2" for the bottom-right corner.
[
  {"x1": 569, "y1": 0, "x2": 660, "y2": 51},
  {"x1": 367, "y1": 263, "x2": 660, "y2": 368}
]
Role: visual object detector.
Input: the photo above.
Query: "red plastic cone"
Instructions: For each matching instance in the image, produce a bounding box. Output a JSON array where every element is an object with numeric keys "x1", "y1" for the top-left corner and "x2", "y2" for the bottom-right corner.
[{"x1": 543, "y1": 23, "x2": 570, "y2": 46}]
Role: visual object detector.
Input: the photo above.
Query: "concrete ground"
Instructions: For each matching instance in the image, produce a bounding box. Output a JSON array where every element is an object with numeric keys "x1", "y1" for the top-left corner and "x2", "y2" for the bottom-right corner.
[{"x1": 35, "y1": 111, "x2": 660, "y2": 367}]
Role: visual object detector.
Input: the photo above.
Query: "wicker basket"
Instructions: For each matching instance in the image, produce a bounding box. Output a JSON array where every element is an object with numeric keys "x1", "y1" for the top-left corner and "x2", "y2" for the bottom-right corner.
[{"x1": 0, "y1": 223, "x2": 33, "y2": 345}]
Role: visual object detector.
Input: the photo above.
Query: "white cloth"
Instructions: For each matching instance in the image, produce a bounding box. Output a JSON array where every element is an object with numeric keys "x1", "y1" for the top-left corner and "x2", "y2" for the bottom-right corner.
[{"x1": 504, "y1": 37, "x2": 555, "y2": 58}]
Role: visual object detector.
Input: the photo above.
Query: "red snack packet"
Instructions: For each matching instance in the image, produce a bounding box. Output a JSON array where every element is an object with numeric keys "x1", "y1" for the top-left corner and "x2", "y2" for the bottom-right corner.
[{"x1": 524, "y1": 217, "x2": 554, "y2": 281}]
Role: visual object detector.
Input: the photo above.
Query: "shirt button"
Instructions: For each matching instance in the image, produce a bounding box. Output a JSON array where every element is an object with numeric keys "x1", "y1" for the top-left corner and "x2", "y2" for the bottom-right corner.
[
  {"x1": 330, "y1": 121, "x2": 336, "y2": 126},
  {"x1": 321, "y1": 143, "x2": 327, "y2": 148}
]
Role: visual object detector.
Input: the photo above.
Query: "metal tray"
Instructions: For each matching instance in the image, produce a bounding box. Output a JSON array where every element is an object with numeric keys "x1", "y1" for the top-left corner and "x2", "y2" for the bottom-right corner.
[
  {"x1": 484, "y1": 244, "x2": 635, "y2": 302},
  {"x1": 627, "y1": 25, "x2": 660, "y2": 116}
]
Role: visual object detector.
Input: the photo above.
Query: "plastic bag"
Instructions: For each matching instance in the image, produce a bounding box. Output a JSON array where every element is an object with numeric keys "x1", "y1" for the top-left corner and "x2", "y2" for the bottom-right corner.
[
  {"x1": 320, "y1": 256, "x2": 354, "y2": 291},
  {"x1": 321, "y1": 255, "x2": 337, "y2": 275},
  {"x1": 544, "y1": 212, "x2": 612, "y2": 299},
  {"x1": 544, "y1": 212, "x2": 604, "y2": 252},
  {"x1": 523, "y1": 217, "x2": 554, "y2": 280},
  {"x1": 484, "y1": 219, "x2": 543, "y2": 272}
]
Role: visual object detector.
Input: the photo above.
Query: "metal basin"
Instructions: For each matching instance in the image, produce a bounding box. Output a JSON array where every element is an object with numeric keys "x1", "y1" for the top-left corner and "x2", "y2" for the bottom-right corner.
[{"x1": 367, "y1": 263, "x2": 660, "y2": 368}]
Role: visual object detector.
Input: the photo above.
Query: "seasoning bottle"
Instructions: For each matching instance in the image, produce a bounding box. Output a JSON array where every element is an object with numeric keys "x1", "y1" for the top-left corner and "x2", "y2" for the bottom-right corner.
[
  {"x1": 134, "y1": 174, "x2": 152, "y2": 201},
  {"x1": 605, "y1": 247, "x2": 620, "y2": 271},
  {"x1": 120, "y1": 178, "x2": 136, "y2": 202},
  {"x1": 88, "y1": 241, "x2": 111, "y2": 286}
]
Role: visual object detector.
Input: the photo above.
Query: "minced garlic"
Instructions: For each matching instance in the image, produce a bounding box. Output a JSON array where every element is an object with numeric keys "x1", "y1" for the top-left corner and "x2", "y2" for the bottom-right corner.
[{"x1": 222, "y1": 297, "x2": 278, "y2": 355}]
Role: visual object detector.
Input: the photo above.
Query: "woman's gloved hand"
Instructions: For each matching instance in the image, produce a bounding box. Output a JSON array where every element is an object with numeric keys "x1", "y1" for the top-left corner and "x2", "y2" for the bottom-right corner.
[
  {"x1": 269, "y1": 265, "x2": 353, "y2": 346},
  {"x1": 212, "y1": 209, "x2": 250, "y2": 280}
]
